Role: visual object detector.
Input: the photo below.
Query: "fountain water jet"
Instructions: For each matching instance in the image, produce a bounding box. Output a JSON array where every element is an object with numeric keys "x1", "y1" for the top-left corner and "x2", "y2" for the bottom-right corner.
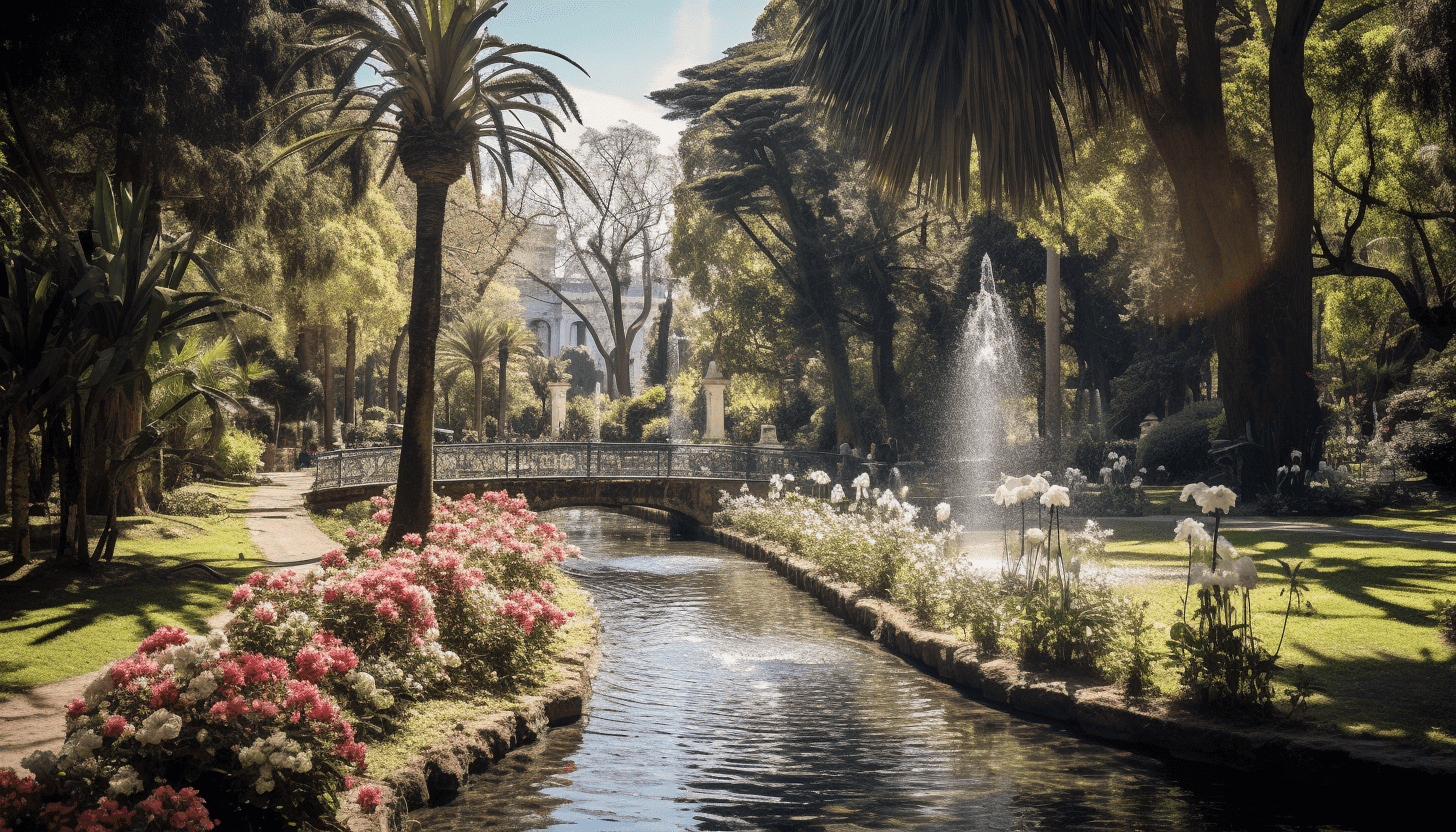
[{"x1": 948, "y1": 254, "x2": 1027, "y2": 527}]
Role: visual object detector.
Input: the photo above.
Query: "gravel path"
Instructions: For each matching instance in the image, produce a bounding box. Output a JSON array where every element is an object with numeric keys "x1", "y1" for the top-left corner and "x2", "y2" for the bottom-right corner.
[{"x1": 0, "y1": 472, "x2": 334, "y2": 773}]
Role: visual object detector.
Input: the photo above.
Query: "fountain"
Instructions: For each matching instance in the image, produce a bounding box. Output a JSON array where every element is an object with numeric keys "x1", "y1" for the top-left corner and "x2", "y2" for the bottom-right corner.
[{"x1": 948, "y1": 254, "x2": 1027, "y2": 527}]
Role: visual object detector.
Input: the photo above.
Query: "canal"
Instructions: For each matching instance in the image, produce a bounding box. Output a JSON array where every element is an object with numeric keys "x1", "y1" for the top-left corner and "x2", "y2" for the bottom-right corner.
[{"x1": 415, "y1": 509, "x2": 1379, "y2": 831}]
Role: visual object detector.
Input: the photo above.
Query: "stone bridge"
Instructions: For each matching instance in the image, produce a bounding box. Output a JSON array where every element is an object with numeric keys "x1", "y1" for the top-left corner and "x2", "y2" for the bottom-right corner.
[{"x1": 306, "y1": 442, "x2": 843, "y2": 534}]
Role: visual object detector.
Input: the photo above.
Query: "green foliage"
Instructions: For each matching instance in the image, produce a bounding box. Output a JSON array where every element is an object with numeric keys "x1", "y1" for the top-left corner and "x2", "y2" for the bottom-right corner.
[
  {"x1": 562, "y1": 395, "x2": 596, "y2": 441},
  {"x1": 1137, "y1": 400, "x2": 1224, "y2": 479},
  {"x1": 1434, "y1": 599, "x2": 1456, "y2": 645},
  {"x1": 158, "y1": 486, "x2": 227, "y2": 517},
  {"x1": 623, "y1": 386, "x2": 668, "y2": 442},
  {"x1": 214, "y1": 427, "x2": 264, "y2": 478},
  {"x1": 363, "y1": 406, "x2": 393, "y2": 423},
  {"x1": 1380, "y1": 353, "x2": 1456, "y2": 485},
  {"x1": 640, "y1": 416, "x2": 670, "y2": 443}
]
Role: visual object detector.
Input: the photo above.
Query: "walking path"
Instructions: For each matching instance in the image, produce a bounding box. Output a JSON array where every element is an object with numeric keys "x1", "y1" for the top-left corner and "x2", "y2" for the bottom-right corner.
[{"x1": 0, "y1": 472, "x2": 334, "y2": 773}]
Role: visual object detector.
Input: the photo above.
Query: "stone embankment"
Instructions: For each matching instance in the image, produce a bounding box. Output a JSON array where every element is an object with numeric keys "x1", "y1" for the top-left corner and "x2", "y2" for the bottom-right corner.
[
  {"x1": 338, "y1": 616, "x2": 600, "y2": 832},
  {"x1": 617, "y1": 506, "x2": 1456, "y2": 791}
]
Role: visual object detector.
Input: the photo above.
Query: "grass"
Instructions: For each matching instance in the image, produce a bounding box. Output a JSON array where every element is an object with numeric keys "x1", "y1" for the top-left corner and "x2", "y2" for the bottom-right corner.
[
  {"x1": 1093, "y1": 521, "x2": 1456, "y2": 749},
  {"x1": 0, "y1": 482, "x2": 261, "y2": 698}
]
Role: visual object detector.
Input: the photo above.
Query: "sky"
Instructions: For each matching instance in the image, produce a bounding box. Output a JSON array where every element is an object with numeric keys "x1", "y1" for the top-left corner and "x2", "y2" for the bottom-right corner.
[{"x1": 362, "y1": 0, "x2": 769, "y2": 150}]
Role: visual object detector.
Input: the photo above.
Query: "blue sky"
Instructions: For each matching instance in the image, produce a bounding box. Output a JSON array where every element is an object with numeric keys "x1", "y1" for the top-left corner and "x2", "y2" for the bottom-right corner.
[
  {"x1": 491, "y1": 0, "x2": 766, "y2": 147},
  {"x1": 394, "y1": 0, "x2": 767, "y2": 149}
]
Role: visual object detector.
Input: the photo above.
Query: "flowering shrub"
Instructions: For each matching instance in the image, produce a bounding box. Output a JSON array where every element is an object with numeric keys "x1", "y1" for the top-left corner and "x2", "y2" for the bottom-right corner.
[{"x1": 0, "y1": 489, "x2": 578, "y2": 831}]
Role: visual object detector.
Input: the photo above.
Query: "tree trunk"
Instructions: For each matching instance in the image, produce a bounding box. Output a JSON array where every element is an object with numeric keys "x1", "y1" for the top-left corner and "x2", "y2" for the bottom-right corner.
[
  {"x1": 498, "y1": 340, "x2": 510, "y2": 439},
  {"x1": 1045, "y1": 245, "x2": 1062, "y2": 464},
  {"x1": 384, "y1": 179, "x2": 449, "y2": 547},
  {"x1": 8, "y1": 415, "x2": 31, "y2": 564},
  {"x1": 473, "y1": 364, "x2": 484, "y2": 440},
  {"x1": 363, "y1": 355, "x2": 376, "y2": 412},
  {"x1": 388, "y1": 327, "x2": 406, "y2": 419},
  {"x1": 1136, "y1": 0, "x2": 1321, "y2": 487},
  {"x1": 85, "y1": 389, "x2": 146, "y2": 516},
  {"x1": 321, "y1": 324, "x2": 335, "y2": 450},
  {"x1": 344, "y1": 315, "x2": 358, "y2": 427}
]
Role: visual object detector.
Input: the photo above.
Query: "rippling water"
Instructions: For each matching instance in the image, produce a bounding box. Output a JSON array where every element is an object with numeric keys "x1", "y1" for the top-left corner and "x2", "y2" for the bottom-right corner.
[{"x1": 415, "y1": 510, "x2": 1374, "y2": 832}]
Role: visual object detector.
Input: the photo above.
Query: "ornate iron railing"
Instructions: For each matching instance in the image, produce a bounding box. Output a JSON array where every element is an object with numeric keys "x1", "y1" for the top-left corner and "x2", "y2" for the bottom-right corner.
[{"x1": 312, "y1": 442, "x2": 847, "y2": 491}]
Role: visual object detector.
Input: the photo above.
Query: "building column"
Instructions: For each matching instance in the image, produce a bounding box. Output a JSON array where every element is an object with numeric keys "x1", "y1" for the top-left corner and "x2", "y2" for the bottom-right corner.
[
  {"x1": 702, "y1": 361, "x2": 730, "y2": 442},
  {"x1": 548, "y1": 381, "x2": 571, "y2": 439}
]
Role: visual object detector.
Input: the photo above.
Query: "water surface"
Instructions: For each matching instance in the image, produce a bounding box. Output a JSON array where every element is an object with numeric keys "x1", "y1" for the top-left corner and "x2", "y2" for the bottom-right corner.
[{"x1": 415, "y1": 509, "x2": 1374, "y2": 831}]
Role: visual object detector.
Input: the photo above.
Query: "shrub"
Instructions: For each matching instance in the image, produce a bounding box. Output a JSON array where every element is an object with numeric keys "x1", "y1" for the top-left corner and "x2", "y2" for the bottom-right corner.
[
  {"x1": 363, "y1": 406, "x2": 393, "y2": 423},
  {"x1": 640, "y1": 416, "x2": 670, "y2": 442},
  {"x1": 1434, "y1": 599, "x2": 1456, "y2": 645},
  {"x1": 512, "y1": 405, "x2": 543, "y2": 438},
  {"x1": 563, "y1": 396, "x2": 595, "y2": 440},
  {"x1": 623, "y1": 386, "x2": 667, "y2": 442},
  {"x1": 1136, "y1": 400, "x2": 1224, "y2": 479},
  {"x1": 160, "y1": 486, "x2": 225, "y2": 517},
  {"x1": 215, "y1": 428, "x2": 264, "y2": 478}
]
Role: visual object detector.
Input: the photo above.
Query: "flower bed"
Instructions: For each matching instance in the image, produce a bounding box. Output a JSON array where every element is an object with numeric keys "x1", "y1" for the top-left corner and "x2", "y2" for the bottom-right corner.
[
  {"x1": 0, "y1": 491, "x2": 579, "y2": 831},
  {"x1": 719, "y1": 472, "x2": 1307, "y2": 710}
]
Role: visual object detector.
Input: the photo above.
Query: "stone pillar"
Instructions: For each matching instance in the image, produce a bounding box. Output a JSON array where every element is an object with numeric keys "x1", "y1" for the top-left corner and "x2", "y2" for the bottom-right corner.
[
  {"x1": 702, "y1": 361, "x2": 730, "y2": 442},
  {"x1": 548, "y1": 381, "x2": 571, "y2": 439},
  {"x1": 756, "y1": 425, "x2": 782, "y2": 448}
]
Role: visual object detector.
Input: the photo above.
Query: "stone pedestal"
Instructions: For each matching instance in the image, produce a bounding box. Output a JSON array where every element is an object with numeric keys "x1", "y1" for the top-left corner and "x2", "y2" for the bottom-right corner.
[
  {"x1": 701, "y1": 362, "x2": 729, "y2": 442},
  {"x1": 756, "y1": 424, "x2": 782, "y2": 448},
  {"x1": 548, "y1": 382, "x2": 571, "y2": 439}
]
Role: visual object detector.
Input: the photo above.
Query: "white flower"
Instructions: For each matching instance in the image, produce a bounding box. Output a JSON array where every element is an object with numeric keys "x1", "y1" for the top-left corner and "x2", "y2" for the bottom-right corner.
[
  {"x1": 1180, "y1": 482, "x2": 1209, "y2": 502},
  {"x1": 1277, "y1": 466, "x2": 1289, "y2": 476},
  {"x1": 1173, "y1": 518, "x2": 1209, "y2": 545},
  {"x1": 1130, "y1": 477, "x2": 1143, "y2": 489},
  {"x1": 1195, "y1": 485, "x2": 1238, "y2": 515},
  {"x1": 852, "y1": 473, "x2": 870, "y2": 490},
  {"x1": 442, "y1": 651, "x2": 461, "y2": 668},
  {"x1": 1014, "y1": 485, "x2": 1036, "y2": 503},
  {"x1": 108, "y1": 765, "x2": 143, "y2": 797},
  {"x1": 1019, "y1": 474, "x2": 1034, "y2": 487},
  {"x1": 936, "y1": 503, "x2": 952, "y2": 523},
  {"x1": 183, "y1": 670, "x2": 218, "y2": 703},
  {"x1": 1029, "y1": 475, "x2": 1050, "y2": 494},
  {"x1": 1189, "y1": 564, "x2": 1213, "y2": 587},
  {"x1": 1291, "y1": 464, "x2": 1301, "y2": 475},
  {"x1": 21, "y1": 749, "x2": 58, "y2": 778},
  {"x1": 740, "y1": 483, "x2": 750, "y2": 494},
  {"x1": 61, "y1": 729, "x2": 103, "y2": 762},
  {"x1": 1157, "y1": 465, "x2": 1166, "y2": 472},
  {"x1": 1215, "y1": 536, "x2": 1237, "y2": 561},
  {"x1": 137, "y1": 709, "x2": 183, "y2": 745},
  {"x1": 993, "y1": 485, "x2": 1014, "y2": 506},
  {"x1": 1231, "y1": 556, "x2": 1258, "y2": 589},
  {"x1": 1099, "y1": 467, "x2": 1112, "y2": 481},
  {"x1": 1109, "y1": 452, "x2": 1119, "y2": 460},
  {"x1": 1139, "y1": 467, "x2": 1147, "y2": 474},
  {"x1": 785, "y1": 473, "x2": 795, "y2": 482},
  {"x1": 1025, "y1": 528, "x2": 1047, "y2": 547},
  {"x1": 899, "y1": 485, "x2": 909, "y2": 500},
  {"x1": 830, "y1": 484, "x2": 847, "y2": 503},
  {"x1": 1040, "y1": 485, "x2": 1070, "y2": 508},
  {"x1": 1291, "y1": 449, "x2": 1303, "y2": 460}
]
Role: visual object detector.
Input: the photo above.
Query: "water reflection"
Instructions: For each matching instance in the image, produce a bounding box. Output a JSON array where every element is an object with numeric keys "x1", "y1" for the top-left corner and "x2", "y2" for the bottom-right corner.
[{"x1": 415, "y1": 510, "x2": 1370, "y2": 831}]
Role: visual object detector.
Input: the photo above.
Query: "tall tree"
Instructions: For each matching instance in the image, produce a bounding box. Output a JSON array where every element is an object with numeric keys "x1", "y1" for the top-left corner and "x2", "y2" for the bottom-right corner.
[
  {"x1": 267, "y1": 0, "x2": 593, "y2": 544},
  {"x1": 522, "y1": 123, "x2": 678, "y2": 398},
  {"x1": 793, "y1": 0, "x2": 1334, "y2": 480}
]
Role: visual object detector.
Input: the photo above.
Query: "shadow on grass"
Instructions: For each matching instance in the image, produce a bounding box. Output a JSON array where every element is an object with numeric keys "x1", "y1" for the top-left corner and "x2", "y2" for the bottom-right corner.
[{"x1": 1292, "y1": 642, "x2": 1456, "y2": 746}]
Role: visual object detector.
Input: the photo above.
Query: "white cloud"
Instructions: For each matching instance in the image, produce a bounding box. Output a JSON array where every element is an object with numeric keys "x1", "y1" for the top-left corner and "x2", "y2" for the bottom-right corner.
[
  {"x1": 559, "y1": 84, "x2": 684, "y2": 150},
  {"x1": 648, "y1": 0, "x2": 715, "y2": 93}
]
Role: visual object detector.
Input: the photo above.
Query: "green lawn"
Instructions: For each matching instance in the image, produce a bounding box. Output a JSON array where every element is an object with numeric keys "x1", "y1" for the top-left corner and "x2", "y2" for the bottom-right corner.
[
  {"x1": 0, "y1": 483, "x2": 261, "y2": 697},
  {"x1": 1098, "y1": 521, "x2": 1456, "y2": 749}
]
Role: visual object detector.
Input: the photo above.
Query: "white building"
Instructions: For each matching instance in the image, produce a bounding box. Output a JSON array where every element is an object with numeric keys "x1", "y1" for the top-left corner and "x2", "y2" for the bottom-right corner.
[{"x1": 509, "y1": 223, "x2": 666, "y2": 396}]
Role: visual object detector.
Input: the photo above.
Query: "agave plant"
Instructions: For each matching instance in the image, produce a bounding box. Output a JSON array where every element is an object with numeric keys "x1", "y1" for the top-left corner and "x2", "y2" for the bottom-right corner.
[{"x1": 260, "y1": 0, "x2": 595, "y2": 544}]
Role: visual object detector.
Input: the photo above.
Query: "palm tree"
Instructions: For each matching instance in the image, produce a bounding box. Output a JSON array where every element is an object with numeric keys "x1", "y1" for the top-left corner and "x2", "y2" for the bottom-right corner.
[
  {"x1": 790, "y1": 0, "x2": 1150, "y2": 207},
  {"x1": 263, "y1": 0, "x2": 594, "y2": 544},
  {"x1": 438, "y1": 315, "x2": 500, "y2": 441},
  {"x1": 492, "y1": 318, "x2": 538, "y2": 439}
]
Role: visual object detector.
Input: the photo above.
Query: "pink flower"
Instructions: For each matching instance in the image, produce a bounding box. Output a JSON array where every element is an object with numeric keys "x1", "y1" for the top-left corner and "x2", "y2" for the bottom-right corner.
[
  {"x1": 137, "y1": 626, "x2": 190, "y2": 655},
  {"x1": 321, "y1": 550, "x2": 349, "y2": 568},
  {"x1": 252, "y1": 602, "x2": 277, "y2": 623},
  {"x1": 66, "y1": 699, "x2": 88, "y2": 719},
  {"x1": 356, "y1": 785, "x2": 383, "y2": 813},
  {"x1": 344, "y1": 529, "x2": 359, "y2": 539},
  {"x1": 101, "y1": 714, "x2": 132, "y2": 738},
  {"x1": 110, "y1": 656, "x2": 159, "y2": 688},
  {"x1": 371, "y1": 510, "x2": 391, "y2": 524},
  {"x1": 228, "y1": 584, "x2": 254, "y2": 609},
  {"x1": 294, "y1": 647, "x2": 329, "y2": 683},
  {"x1": 401, "y1": 533, "x2": 423, "y2": 548}
]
